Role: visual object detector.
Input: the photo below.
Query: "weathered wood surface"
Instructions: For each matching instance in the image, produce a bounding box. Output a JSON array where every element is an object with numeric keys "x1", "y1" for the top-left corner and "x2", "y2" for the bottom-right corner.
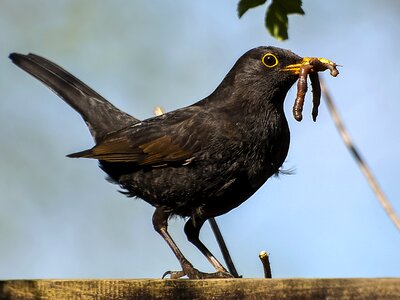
[{"x1": 1, "y1": 278, "x2": 399, "y2": 300}]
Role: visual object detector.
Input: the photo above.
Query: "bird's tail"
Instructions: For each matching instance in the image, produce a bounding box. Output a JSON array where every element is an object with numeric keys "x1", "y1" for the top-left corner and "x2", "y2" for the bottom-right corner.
[{"x1": 9, "y1": 53, "x2": 138, "y2": 142}]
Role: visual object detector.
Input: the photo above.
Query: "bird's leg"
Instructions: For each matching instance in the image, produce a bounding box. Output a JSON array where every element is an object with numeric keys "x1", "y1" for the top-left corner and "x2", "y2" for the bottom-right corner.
[
  {"x1": 184, "y1": 217, "x2": 233, "y2": 278},
  {"x1": 152, "y1": 207, "x2": 216, "y2": 279},
  {"x1": 152, "y1": 207, "x2": 191, "y2": 278}
]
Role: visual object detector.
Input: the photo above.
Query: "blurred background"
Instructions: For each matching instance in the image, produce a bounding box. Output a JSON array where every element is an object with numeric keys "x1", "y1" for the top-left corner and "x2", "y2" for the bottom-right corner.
[{"x1": 1, "y1": 1, "x2": 399, "y2": 279}]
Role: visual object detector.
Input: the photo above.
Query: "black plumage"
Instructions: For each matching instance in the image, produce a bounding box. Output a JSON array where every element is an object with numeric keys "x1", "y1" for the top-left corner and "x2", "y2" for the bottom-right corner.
[{"x1": 9, "y1": 46, "x2": 330, "y2": 279}]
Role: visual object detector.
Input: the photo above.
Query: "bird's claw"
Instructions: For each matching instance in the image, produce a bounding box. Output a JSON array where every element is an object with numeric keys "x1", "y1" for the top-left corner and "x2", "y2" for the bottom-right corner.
[
  {"x1": 162, "y1": 267, "x2": 234, "y2": 279},
  {"x1": 162, "y1": 270, "x2": 186, "y2": 279}
]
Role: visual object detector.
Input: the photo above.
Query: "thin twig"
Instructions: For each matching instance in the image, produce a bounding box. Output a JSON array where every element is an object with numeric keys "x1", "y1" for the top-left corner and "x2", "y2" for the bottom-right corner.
[
  {"x1": 209, "y1": 217, "x2": 240, "y2": 278},
  {"x1": 320, "y1": 79, "x2": 400, "y2": 231}
]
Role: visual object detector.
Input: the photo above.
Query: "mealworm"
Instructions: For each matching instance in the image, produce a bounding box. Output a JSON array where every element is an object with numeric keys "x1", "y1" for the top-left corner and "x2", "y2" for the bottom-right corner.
[
  {"x1": 292, "y1": 58, "x2": 339, "y2": 122},
  {"x1": 293, "y1": 64, "x2": 313, "y2": 122},
  {"x1": 310, "y1": 72, "x2": 321, "y2": 122}
]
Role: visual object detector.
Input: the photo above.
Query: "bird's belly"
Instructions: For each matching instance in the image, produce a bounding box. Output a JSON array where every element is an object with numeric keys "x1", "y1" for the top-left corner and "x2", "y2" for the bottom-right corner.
[
  {"x1": 200, "y1": 155, "x2": 286, "y2": 218},
  {"x1": 116, "y1": 145, "x2": 287, "y2": 218},
  {"x1": 111, "y1": 122, "x2": 290, "y2": 218}
]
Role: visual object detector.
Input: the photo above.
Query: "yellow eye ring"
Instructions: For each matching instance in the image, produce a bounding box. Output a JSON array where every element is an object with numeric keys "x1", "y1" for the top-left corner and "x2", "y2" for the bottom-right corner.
[{"x1": 262, "y1": 53, "x2": 279, "y2": 68}]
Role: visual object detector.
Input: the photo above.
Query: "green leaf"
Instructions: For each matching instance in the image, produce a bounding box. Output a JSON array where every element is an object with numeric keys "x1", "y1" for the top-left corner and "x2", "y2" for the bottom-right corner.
[
  {"x1": 279, "y1": 0, "x2": 304, "y2": 14},
  {"x1": 238, "y1": 0, "x2": 267, "y2": 18},
  {"x1": 265, "y1": 0, "x2": 304, "y2": 40}
]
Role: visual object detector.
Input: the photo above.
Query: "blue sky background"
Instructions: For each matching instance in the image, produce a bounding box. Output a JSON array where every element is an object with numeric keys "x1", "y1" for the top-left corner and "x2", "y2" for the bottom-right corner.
[{"x1": 0, "y1": 1, "x2": 399, "y2": 279}]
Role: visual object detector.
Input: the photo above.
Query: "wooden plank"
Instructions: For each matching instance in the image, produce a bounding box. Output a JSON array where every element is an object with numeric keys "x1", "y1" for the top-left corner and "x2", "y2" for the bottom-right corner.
[{"x1": 1, "y1": 278, "x2": 399, "y2": 299}]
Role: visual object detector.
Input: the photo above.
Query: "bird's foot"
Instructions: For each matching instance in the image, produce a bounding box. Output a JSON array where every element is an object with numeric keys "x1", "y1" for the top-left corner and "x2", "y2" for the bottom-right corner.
[{"x1": 162, "y1": 266, "x2": 233, "y2": 279}]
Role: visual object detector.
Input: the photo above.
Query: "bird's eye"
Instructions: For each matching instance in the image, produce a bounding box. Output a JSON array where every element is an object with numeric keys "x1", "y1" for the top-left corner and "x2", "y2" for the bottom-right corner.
[{"x1": 262, "y1": 53, "x2": 279, "y2": 68}]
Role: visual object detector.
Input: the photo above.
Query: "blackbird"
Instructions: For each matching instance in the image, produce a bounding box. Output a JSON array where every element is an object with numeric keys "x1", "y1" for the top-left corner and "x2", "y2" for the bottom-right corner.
[{"x1": 9, "y1": 47, "x2": 337, "y2": 279}]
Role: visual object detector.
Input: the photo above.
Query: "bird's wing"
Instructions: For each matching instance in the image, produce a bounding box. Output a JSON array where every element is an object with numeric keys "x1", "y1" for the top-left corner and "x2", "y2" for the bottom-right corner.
[
  {"x1": 67, "y1": 108, "x2": 210, "y2": 166},
  {"x1": 71, "y1": 134, "x2": 193, "y2": 165}
]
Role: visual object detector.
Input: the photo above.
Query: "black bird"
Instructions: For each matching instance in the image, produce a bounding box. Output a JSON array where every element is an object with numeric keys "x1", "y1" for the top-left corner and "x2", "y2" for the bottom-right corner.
[{"x1": 9, "y1": 47, "x2": 335, "y2": 279}]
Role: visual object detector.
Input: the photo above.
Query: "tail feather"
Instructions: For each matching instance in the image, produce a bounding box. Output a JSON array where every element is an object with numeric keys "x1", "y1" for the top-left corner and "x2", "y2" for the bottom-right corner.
[
  {"x1": 9, "y1": 53, "x2": 138, "y2": 142},
  {"x1": 66, "y1": 149, "x2": 93, "y2": 158}
]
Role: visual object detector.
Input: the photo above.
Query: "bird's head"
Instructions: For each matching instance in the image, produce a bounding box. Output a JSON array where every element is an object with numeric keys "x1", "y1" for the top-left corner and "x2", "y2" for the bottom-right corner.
[
  {"x1": 215, "y1": 46, "x2": 338, "y2": 120},
  {"x1": 228, "y1": 46, "x2": 303, "y2": 94},
  {"x1": 231, "y1": 46, "x2": 336, "y2": 92}
]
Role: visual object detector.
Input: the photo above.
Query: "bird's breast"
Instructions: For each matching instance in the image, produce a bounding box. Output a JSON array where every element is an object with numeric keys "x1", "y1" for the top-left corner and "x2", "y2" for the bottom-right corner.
[{"x1": 238, "y1": 110, "x2": 290, "y2": 189}]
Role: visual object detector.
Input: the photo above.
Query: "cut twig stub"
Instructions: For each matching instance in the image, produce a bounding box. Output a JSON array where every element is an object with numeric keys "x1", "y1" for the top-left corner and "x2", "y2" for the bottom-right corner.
[{"x1": 259, "y1": 250, "x2": 272, "y2": 279}]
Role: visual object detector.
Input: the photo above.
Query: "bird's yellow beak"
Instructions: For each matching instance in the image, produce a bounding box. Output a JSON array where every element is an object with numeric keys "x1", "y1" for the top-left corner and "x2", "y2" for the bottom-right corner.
[{"x1": 283, "y1": 57, "x2": 339, "y2": 77}]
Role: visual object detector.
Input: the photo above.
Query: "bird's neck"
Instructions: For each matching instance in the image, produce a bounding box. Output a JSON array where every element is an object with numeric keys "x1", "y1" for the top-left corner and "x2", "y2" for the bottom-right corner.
[{"x1": 207, "y1": 75, "x2": 290, "y2": 126}]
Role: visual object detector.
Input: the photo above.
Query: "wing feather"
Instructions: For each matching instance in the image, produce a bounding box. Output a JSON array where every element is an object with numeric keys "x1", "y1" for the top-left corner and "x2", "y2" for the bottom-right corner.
[
  {"x1": 69, "y1": 132, "x2": 193, "y2": 165},
  {"x1": 67, "y1": 106, "x2": 228, "y2": 166}
]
